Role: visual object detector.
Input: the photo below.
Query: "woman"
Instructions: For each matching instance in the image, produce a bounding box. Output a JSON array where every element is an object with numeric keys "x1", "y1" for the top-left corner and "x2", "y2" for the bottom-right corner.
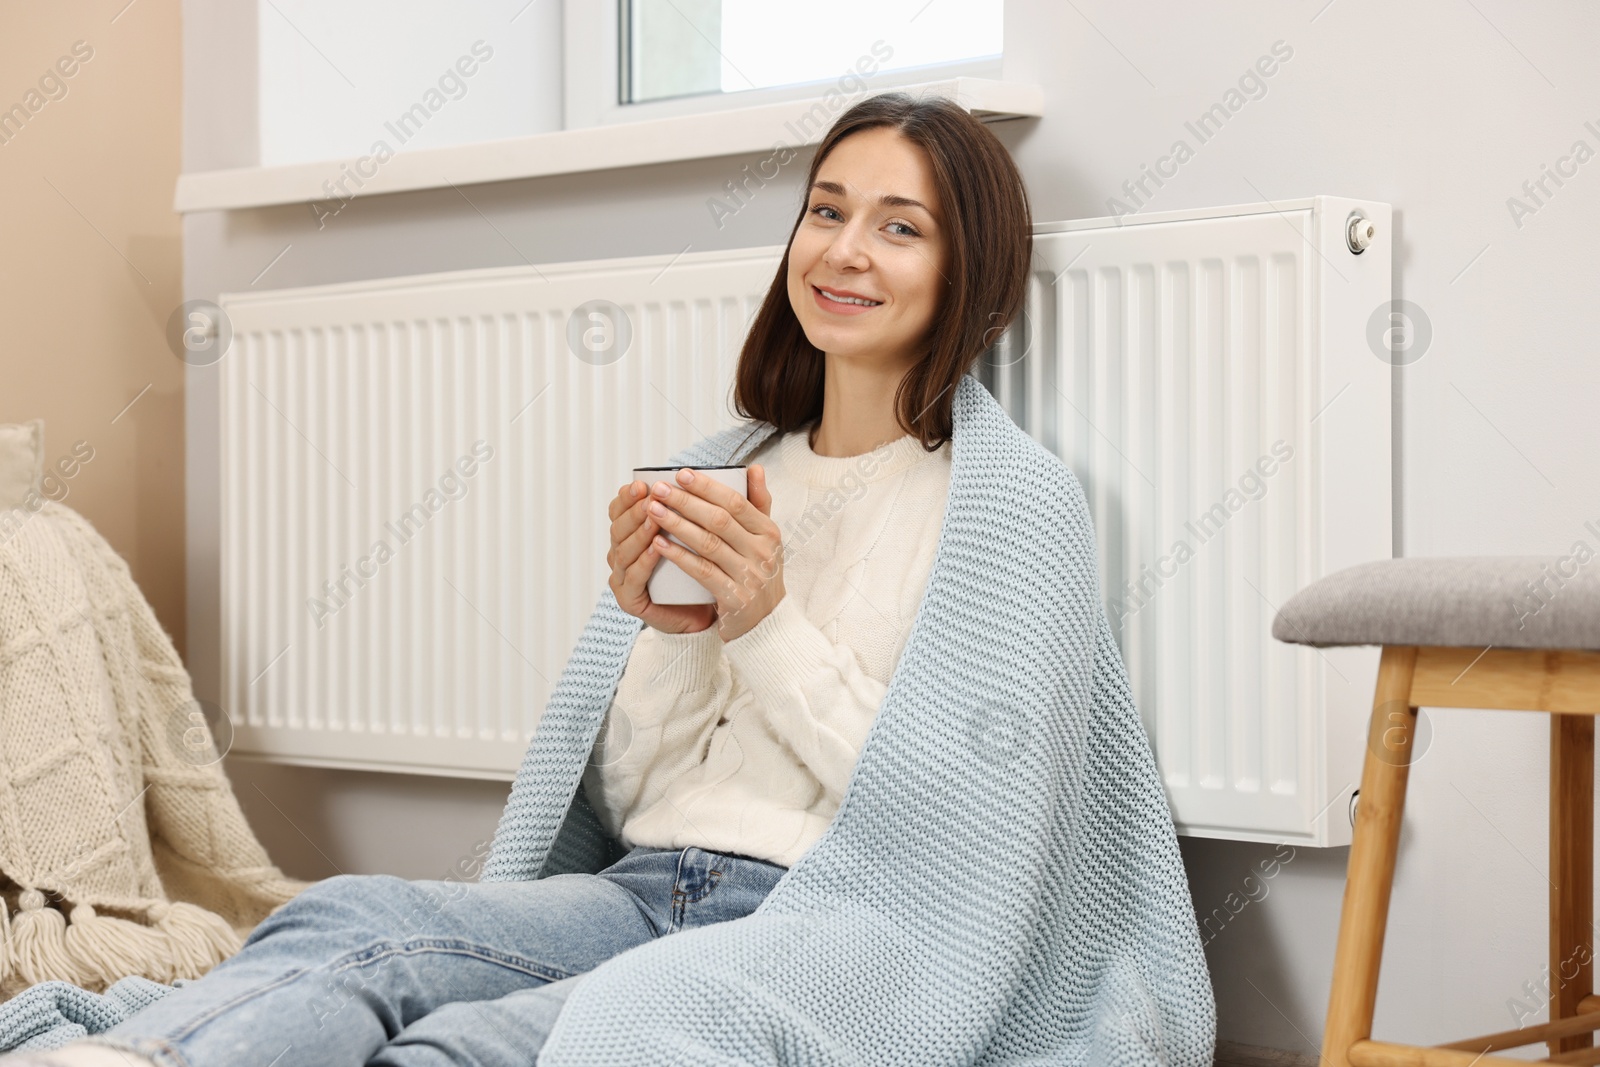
[
  {"x1": 19, "y1": 90, "x2": 1031, "y2": 1067},
  {"x1": 586, "y1": 89, "x2": 1027, "y2": 874}
]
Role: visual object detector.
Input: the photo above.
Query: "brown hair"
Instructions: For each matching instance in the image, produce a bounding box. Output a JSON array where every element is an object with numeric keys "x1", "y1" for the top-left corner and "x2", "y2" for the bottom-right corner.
[{"x1": 730, "y1": 91, "x2": 1033, "y2": 457}]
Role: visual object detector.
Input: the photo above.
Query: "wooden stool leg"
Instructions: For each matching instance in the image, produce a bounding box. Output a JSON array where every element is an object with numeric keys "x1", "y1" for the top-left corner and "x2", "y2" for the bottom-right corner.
[
  {"x1": 1323, "y1": 645, "x2": 1419, "y2": 1067},
  {"x1": 1550, "y1": 712, "x2": 1594, "y2": 1056}
]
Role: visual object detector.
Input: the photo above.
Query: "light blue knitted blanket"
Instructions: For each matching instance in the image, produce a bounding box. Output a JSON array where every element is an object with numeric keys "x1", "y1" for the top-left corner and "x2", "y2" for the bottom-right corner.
[
  {"x1": 0, "y1": 977, "x2": 185, "y2": 1054},
  {"x1": 0, "y1": 373, "x2": 1215, "y2": 1064},
  {"x1": 483, "y1": 373, "x2": 1216, "y2": 1065}
]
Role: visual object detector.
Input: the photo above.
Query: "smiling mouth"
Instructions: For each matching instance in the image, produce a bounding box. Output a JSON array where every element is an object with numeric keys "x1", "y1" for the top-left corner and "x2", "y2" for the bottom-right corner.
[{"x1": 813, "y1": 285, "x2": 883, "y2": 308}]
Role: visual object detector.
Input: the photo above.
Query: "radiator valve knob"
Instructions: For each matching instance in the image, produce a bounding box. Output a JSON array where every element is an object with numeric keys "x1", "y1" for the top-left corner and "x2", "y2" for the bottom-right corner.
[{"x1": 1346, "y1": 213, "x2": 1376, "y2": 254}]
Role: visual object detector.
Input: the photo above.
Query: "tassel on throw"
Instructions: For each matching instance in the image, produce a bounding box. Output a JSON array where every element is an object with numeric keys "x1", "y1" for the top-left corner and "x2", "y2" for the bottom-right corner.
[
  {"x1": 9, "y1": 888, "x2": 83, "y2": 987},
  {"x1": 0, "y1": 890, "x2": 11, "y2": 987},
  {"x1": 149, "y1": 899, "x2": 243, "y2": 978},
  {"x1": 63, "y1": 901, "x2": 177, "y2": 987}
]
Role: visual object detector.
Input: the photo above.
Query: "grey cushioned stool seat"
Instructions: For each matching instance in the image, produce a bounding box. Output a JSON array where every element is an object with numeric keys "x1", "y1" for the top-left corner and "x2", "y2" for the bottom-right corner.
[
  {"x1": 1281, "y1": 556, "x2": 1600, "y2": 1067},
  {"x1": 1272, "y1": 556, "x2": 1600, "y2": 650}
]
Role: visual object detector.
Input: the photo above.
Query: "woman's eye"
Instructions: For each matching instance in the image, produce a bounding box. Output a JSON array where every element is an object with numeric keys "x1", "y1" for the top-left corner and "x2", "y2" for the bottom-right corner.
[{"x1": 810, "y1": 204, "x2": 919, "y2": 238}]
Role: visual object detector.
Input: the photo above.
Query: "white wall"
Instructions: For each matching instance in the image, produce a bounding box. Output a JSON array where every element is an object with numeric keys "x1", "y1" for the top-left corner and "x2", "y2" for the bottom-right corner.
[
  {"x1": 257, "y1": 0, "x2": 559, "y2": 165},
  {"x1": 183, "y1": 0, "x2": 1600, "y2": 1057}
]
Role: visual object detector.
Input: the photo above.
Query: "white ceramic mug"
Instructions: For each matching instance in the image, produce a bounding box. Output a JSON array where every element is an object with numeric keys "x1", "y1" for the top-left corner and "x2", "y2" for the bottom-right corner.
[{"x1": 629, "y1": 464, "x2": 749, "y2": 605}]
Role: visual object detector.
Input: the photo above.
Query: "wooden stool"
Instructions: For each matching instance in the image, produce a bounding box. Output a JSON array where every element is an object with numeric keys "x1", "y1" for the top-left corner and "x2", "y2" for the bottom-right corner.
[{"x1": 1272, "y1": 557, "x2": 1600, "y2": 1067}]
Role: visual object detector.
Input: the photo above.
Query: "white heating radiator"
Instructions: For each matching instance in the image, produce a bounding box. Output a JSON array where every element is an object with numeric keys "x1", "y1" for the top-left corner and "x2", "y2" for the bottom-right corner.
[
  {"x1": 217, "y1": 248, "x2": 783, "y2": 781},
  {"x1": 980, "y1": 196, "x2": 1391, "y2": 845},
  {"x1": 218, "y1": 195, "x2": 1390, "y2": 845}
]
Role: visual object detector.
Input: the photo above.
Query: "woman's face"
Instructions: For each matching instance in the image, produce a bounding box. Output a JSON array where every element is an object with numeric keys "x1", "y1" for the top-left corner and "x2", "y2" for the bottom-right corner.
[{"x1": 786, "y1": 126, "x2": 948, "y2": 373}]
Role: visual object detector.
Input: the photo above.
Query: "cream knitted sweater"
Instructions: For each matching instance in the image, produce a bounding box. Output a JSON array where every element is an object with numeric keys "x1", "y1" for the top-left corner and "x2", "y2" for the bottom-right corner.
[{"x1": 580, "y1": 426, "x2": 951, "y2": 869}]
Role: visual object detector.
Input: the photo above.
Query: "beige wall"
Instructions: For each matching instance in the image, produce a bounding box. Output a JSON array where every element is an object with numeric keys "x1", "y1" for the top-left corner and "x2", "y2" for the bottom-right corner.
[{"x1": 0, "y1": 1, "x2": 186, "y2": 657}]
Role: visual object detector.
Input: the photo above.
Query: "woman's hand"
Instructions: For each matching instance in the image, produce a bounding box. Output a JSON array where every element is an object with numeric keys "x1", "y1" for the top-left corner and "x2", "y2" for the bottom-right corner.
[
  {"x1": 643, "y1": 465, "x2": 784, "y2": 643},
  {"x1": 607, "y1": 480, "x2": 716, "y2": 634}
]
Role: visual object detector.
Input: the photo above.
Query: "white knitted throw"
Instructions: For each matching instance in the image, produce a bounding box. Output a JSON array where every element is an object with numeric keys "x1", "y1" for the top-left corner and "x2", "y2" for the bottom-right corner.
[
  {"x1": 482, "y1": 373, "x2": 1217, "y2": 1065},
  {"x1": 0, "y1": 422, "x2": 309, "y2": 1004}
]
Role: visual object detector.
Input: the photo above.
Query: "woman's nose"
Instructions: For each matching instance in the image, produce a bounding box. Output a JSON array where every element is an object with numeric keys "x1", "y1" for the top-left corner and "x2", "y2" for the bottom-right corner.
[{"x1": 823, "y1": 222, "x2": 870, "y2": 271}]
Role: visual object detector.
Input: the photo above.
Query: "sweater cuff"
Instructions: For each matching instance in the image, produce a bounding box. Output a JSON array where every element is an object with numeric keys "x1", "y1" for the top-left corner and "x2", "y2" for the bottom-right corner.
[
  {"x1": 647, "y1": 626, "x2": 723, "y2": 692},
  {"x1": 721, "y1": 595, "x2": 834, "y2": 701}
]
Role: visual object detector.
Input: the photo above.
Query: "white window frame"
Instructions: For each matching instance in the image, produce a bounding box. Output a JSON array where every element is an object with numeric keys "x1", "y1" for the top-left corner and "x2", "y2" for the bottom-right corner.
[
  {"x1": 564, "y1": 0, "x2": 1006, "y2": 130},
  {"x1": 172, "y1": 2, "x2": 1030, "y2": 213}
]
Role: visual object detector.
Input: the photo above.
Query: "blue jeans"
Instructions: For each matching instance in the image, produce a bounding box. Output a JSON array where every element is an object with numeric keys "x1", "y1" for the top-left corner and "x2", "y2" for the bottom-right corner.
[{"x1": 84, "y1": 845, "x2": 788, "y2": 1067}]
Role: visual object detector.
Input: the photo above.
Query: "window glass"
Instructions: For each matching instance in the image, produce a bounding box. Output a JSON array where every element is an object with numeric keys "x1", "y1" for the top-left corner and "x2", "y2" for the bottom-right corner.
[{"x1": 623, "y1": 0, "x2": 1002, "y2": 105}]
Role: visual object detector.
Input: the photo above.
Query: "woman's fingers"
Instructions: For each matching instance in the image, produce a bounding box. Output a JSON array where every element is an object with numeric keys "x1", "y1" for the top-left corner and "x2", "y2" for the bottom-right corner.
[
  {"x1": 618, "y1": 534, "x2": 660, "y2": 596},
  {"x1": 646, "y1": 471, "x2": 773, "y2": 544},
  {"x1": 608, "y1": 480, "x2": 717, "y2": 637},
  {"x1": 642, "y1": 469, "x2": 783, "y2": 594},
  {"x1": 652, "y1": 533, "x2": 739, "y2": 601},
  {"x1": 617, "y1": 469, "x2": 785, "y2": 634},
  {"x1": 608, "y1": 481, "x2": 645, "y2": 523},
  {"x1": 649, "y1": 502, "x2": 779, "y2": 593},
  {"x1": 746, "y1": 463, "x2": 772, "y2": 516},
  {"x1": 644, "y1": 501, "x2": 741, "y2": 575},
  {"x1": 609, "y1": 486, "x2": 659, "y2": 605},
  {"x1": 612, "y1": 510, "x2": 658, "y2": 575},
  {"x1": 610, "y1": 494, "x2": 654, "y2": 555}
]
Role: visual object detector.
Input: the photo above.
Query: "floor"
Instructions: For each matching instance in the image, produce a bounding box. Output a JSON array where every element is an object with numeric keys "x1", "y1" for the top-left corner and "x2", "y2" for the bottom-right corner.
[{"x1": 1214, "y1": 1041, "x2": 1319, "y2": 1067}]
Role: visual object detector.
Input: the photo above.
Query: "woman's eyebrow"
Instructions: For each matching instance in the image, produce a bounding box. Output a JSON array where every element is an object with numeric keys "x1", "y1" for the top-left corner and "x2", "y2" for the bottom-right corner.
[{"x1": 809, "y1": 178, "x2": 933, "y2": 217}]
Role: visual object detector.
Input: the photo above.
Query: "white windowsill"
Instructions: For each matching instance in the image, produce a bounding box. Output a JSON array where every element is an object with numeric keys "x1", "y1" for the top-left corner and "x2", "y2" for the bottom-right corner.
[{"x1": 172, "y1": 76, "x2": 1043, "y2": 214}]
